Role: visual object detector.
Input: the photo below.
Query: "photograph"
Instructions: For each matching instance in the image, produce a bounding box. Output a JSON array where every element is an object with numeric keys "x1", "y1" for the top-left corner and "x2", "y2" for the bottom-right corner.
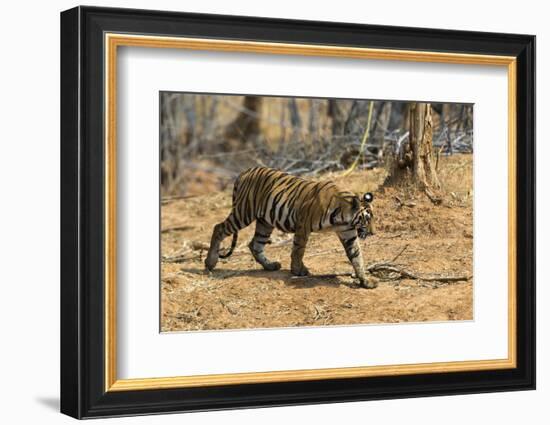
[
  {"x1": 57, "y1": 4, "x2": 536, "y2": 419},
  {"x1": 160, "y1": 92, "x2": 474, "y2": 332}
]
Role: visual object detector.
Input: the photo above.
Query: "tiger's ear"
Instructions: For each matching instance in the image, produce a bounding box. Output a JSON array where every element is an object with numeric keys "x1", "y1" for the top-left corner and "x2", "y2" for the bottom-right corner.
[
  {"x1": 363, "y1": 192, "x2": 374, "y2": 203},
  {"x1": 352, "y1": 196, "x2": 361, "y2": 211}
]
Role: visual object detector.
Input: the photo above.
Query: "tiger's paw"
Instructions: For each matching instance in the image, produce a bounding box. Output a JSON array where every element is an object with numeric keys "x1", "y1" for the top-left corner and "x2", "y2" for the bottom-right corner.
[
  {"x1": 357, "y1": 277, "x2": 377, "y2": 289},
  {"x1": 291, "y1": 265, "x2": 310, "y2": 277},
  {"x1": 263, "y1": 261, "x2": 281, "y2": 271},
  {"x1": 204, "y1": 253, "x2": 218, "y2": 272}
]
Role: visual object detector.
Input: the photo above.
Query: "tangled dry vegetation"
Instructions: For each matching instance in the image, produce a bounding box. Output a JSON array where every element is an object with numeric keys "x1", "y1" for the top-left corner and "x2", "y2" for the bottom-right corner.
[{"x1": 161, "y1": 155, "x2": 473, "y2": 332}]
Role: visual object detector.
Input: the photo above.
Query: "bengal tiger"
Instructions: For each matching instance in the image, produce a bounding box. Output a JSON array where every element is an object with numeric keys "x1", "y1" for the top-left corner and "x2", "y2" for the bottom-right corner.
[{"x1": 204, "y1": 167, "x2": 376, "y2": 288}]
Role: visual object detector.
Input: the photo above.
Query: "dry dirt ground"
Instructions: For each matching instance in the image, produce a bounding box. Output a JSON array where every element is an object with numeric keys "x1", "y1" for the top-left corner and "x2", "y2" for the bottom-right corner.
[{"x1": 161, "y1": 155, "x2": 473, "y2": 332}]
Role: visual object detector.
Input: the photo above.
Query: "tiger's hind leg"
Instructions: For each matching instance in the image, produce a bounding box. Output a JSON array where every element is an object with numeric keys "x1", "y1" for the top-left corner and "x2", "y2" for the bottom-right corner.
[
  {"x1": 248, "y1": 220, "x2": 281, "y2": 271},
  {"x1": 205, "y1": 212, "x2": 248, "y2": 271},
  {"x1": 290, "y1": 225, "x2": 311, "y2": 276}
]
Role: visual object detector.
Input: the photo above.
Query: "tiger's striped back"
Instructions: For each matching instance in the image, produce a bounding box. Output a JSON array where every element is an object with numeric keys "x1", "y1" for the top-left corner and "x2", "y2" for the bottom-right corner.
[{"x1": 229, "y1": 167, "x2": 354, "y2": 234}]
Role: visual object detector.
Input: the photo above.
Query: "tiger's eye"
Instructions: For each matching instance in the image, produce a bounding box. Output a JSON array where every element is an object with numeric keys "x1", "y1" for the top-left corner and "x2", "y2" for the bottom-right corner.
[{"x1": 363, "y1": 192, "x2": 373, "y2": 203}]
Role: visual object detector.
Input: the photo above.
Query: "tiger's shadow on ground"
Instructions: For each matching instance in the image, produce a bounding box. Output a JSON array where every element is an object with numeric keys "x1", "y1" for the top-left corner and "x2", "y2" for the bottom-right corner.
[{"x1": 178, "y1": 267, "x2": 361, "y2": 289}]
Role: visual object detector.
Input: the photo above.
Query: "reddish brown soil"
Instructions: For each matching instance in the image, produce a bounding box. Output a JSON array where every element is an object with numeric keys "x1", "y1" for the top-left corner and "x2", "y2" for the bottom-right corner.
[{"x1": 161, "y1": 155, "x2": 473, "y2": 332}]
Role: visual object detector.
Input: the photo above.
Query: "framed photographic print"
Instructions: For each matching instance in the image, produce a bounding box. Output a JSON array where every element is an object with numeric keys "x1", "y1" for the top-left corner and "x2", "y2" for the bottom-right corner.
[{"x1": 60, "y1": 6, "x2": 535, "y2": 419}]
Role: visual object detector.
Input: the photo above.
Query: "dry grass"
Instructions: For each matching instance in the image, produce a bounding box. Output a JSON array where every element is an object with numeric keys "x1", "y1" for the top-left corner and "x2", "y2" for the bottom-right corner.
[{"x1": 161, "y1": 154, "x2": 473, "y2": 332}]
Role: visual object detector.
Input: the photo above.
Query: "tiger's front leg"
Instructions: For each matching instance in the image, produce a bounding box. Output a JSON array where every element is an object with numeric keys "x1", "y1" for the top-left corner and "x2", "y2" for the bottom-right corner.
[
  {"x1": 337, "y1": 229, "x2": 377, "y2": 289},
  {"x1": 290, "y1": 226, "x2": 310, "y2": 276}
]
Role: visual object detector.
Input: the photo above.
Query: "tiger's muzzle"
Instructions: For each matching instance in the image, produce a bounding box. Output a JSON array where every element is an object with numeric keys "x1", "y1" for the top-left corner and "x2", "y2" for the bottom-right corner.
[
  {"x1": 357, "y1": 223, "x2": 374, "y2": 239},
  {"x1": 356, "y1": 206, "x2": 374, "y2": 239}
]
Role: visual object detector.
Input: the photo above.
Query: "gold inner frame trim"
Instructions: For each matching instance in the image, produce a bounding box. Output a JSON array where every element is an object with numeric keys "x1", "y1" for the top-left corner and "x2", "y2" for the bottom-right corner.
[{"x1": 104, "y1": 33, "x2": 518, "y2": 392}]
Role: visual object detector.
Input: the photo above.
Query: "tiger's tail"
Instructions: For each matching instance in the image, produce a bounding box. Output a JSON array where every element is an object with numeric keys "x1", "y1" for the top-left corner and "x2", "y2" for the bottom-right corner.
[{"x1": 218, "y1": 232, "x2": 238, "y2": 259}]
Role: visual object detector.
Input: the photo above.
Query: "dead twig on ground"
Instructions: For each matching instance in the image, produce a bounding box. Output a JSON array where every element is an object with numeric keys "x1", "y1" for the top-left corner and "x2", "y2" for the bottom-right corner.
[
  {"x1": 175, "y1": 306, "x2": 203, "y2": 323},
  {"x1": 163, "y1": 250, "x2": 244, "y2": 264},
  {"x1": 382, "y1": 233, "x2": 404, "y2": 239},
  {"x1": 161, "y1": 194, "x2": 200, "y2": 205},
  {"x1": 305, "y1": 248, "x2": 339, "y2": 258},
  {"x1": 291, "y1": 272, "x2": 352, "y2": 280},
  {"x1": 394, "y1": 196, "x2": 417, "y2": 209},
  {"x1": 313, "y1": 305, "x2": 323, "y2": 320},
  {"x1": 161, "y1": 225, "x2": 193, "y2": 234},
  {"x1": 311, "y1": 304, "x2": 332, "y2": 324},
  {"x1": 391, "y1": 244, "x2": 409, "y2": 262},
  {"x1": 220, "y1": 300, "x2": 238, "y2": 315}
]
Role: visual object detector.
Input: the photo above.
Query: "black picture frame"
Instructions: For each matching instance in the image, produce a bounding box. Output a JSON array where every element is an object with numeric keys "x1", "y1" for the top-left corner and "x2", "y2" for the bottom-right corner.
[{"x1": 61, "y1": 5, "x2": 535, "y2": 419}]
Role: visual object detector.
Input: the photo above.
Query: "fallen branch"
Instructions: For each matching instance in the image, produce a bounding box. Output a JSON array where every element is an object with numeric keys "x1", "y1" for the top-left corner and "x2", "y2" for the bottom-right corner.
[
  {"x1": 290, "y1": 264, "x2": 471, "y2": 284},
  {"x1": 291, "y1": 272, "x2": 352, "y2": 280},
  {"x1": 292, "y1": 246, "x2": 470, "y2": 284},
  {"x1": 367, "y1": 262, "x2": 471, "y2": 282},
  {"x1": 162, "y1": 253, "x2": 197, "y2": 263},
  {"x1": 305, "y1": 248, "x2": 339, "y2": 258},
  {"x1": 175, "y1": 306, "x2": 203, "y2": 323},
  {"x1": 382, "y1": 232, "x2": 404, "y2": 239},
  {"x1": 220, "y1": 300, "x2": 238, "y2": 315},
  {"x1": 161, "y1": 194, "x2": 200, "y2": 205},
  {"x1": 161, "y1": 225, "x2": 193, "y2": 234},
  {"x1": 394, "y1": 196, "x2": 416, "y2": 209},
  {"x1": 391, "y1": 244, "x2": 409, "y2": 262}
]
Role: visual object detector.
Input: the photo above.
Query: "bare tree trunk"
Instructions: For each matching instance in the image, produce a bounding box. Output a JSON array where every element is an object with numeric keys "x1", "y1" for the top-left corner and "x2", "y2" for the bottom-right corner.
[
  {"x1": 373, "y1": 101, "x2": 392, "y2": 144},
  {"x1": 308, "y1": 99, "x2": 319, "y2": 135},
  {"x1": 386, "y1": 103, "x2": 442, "y2": 203},
  {"x1": 411, "y1": 103, "x2": 441, "y2": 192},
  {"x1": 401, "y1": 103, "x2": 411, "y2": 135},
  {"x1": 160, "y1": 93, "x2": 190, "y2": 195},
  {"x1": 288, "y1": 98, "x2": 302, "y2": 141},
  {"x1": 278, "y1": 98, "x2": 287, "y2": 152},
  {"x1": 328, "y1": 99, "x2": 348, "y2": 136},
  {"x1": 223, "y1": 96, "x2": 262, "y2": 149}
]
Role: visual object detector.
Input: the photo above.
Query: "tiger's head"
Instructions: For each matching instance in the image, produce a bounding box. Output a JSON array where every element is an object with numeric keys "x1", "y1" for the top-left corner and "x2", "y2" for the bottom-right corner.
[
  {"x1": 331, "y1": 191, "x2": 375, "y2": 238},
  {"x1": 352, "y1": 192, "x2": 375, "y2": 239}
]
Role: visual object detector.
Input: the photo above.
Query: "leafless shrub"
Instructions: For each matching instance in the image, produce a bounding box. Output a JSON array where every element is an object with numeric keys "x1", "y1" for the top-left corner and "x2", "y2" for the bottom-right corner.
[{"x1": 160, "y1": 93, "x2": 473, "y2": 197}]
